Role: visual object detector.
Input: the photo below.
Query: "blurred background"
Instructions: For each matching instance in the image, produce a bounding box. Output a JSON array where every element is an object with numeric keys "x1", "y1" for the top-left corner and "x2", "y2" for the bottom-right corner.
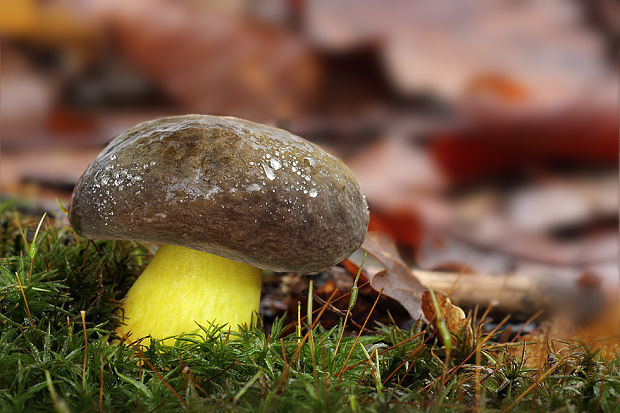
[{"x1": 1, "y1": 0, "x2": 618, "y2": 324}]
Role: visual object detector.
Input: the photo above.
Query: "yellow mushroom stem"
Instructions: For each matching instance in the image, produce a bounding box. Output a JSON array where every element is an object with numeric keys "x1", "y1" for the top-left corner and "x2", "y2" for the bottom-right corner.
[{"x1": 117, "y1": 245, "x2": 263, "y2": 344}]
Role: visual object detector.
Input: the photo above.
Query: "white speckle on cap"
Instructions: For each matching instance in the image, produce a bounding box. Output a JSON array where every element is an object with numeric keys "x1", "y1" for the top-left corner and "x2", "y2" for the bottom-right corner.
[
  {"x1": 269, "y1": 158, "x2": 281, "y2": 170},
  {"x1": 262, "y1": 163, "x2": 276, "y2": 180},
  {"x1": 248, "y1": 183, "x2": 262, "y2": 192},
  {"x1": 204, "y1": 186, "x2": 221, "y2": 199},
  {"x1": 303, "y1": 157, "x2": 316, "y2": 167}
]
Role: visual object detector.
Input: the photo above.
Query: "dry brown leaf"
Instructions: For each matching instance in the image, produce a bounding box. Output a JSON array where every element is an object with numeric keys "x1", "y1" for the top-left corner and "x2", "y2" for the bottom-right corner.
[
  {"x1": 422, "y1": 289, "x2": 473, "y2": 346},
  {"x1": 307, "y1": 0, "x2": 614, "y2": 106},
  {"x1": 360, "y1": 232, "x2": 425, "y2": 319},
  {"x1": 107, "y1": 0, "x2": 319, "y2": 121},
  {"x1": 348, "y1": 137, "x2": 446, "y2": 207},
  {"x1": 517, "y1": 300, "x2": 620, "y2": 367}
]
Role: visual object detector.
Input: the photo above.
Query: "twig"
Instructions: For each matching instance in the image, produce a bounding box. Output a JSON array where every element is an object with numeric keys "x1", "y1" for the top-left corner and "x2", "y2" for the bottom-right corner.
[{"x1": 414, "y1": 270, "x2": 595, "y2": 317}]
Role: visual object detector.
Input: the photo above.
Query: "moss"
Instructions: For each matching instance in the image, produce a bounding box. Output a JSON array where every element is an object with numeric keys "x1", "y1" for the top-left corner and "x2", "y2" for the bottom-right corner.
[{"x1": 0, "y1": 201, "x2": 618, "y2": 412}]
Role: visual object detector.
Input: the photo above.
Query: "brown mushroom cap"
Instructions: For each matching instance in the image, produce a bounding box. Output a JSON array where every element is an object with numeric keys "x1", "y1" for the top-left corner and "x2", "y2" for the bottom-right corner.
[{"x1": 70, "y1": 115, "x2": 369, "y2": 272}]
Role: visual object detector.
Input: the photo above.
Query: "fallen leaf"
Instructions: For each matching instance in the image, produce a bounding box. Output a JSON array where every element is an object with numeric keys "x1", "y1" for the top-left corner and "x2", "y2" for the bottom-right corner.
[
  {"x1": 422, "y1": 289, "x2": 472, "y2": 346},
  {"x1": 464, "y1": 72, "x2": 531, "y2": 102},
  {"x1": 307, "y1": 0, "x2": 614, "y2": 106},
  {"x1": 516, "y1": 300, "x2": 620, "y2": 367},
  {"x1": 367, "y1": 209, "x2": 423, "y2": 249},
  {"x1": 430, "y1": 103, "x2": 618, "y2": 186},
  {"x1": 348, "y1": 137, "x2": 446, "y2": 205},
  {"x1": 107, "y1": 0, "x2": 319, "y2": 121},
  {"x1": 360, "y1": 232, "x2": 425, "y2": 319}
]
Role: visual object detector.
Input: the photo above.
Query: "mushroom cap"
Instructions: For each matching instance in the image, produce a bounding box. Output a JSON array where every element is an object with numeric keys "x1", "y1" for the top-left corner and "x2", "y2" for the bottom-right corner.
[{"x1": 70, "y1": 115, "x2": 369, "y2": 272}]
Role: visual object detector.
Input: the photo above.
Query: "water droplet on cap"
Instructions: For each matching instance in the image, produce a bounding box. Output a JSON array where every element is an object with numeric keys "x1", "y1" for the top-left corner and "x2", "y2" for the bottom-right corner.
[
  {"x1": 262, "y1": 163, "x2": 276, "y2": 180},
  {"x1": 270, "y1": 158, "x2": 281, "y2": 170}
]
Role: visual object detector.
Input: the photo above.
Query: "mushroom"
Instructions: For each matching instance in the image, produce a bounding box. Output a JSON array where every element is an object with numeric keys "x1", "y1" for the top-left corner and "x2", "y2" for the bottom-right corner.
[{"x1": 69, "y1": 115, "x2": 369, "y2": 343}]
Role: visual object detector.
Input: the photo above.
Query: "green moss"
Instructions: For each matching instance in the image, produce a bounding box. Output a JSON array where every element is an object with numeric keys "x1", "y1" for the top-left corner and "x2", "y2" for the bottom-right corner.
[{"x1": 0, "y1": 201, "x2": 618, "y2": 412}]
